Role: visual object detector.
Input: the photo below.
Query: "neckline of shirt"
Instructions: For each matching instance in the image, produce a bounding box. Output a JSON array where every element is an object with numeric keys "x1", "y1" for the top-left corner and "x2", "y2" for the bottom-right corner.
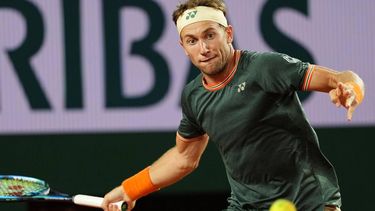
[{"x1": 202, "y1": 50, "x2": 241, "y2": 92}]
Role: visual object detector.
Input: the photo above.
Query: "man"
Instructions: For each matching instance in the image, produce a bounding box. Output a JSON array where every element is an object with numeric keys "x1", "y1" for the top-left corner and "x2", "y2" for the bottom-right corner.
[{"x1": 102, "y1": 0, "x2": 365, "y2": 210}]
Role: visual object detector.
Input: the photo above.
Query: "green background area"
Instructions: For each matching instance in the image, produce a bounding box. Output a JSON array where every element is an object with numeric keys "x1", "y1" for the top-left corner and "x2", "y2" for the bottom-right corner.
[{"x1": 1, "y1": 127, "x2": 374, "y2": 210}]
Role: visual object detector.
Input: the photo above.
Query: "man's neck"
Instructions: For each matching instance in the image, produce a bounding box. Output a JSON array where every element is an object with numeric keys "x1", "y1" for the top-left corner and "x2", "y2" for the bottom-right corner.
[{"x1": 203, "y1": 47, "x2": 237, "y2": 86}]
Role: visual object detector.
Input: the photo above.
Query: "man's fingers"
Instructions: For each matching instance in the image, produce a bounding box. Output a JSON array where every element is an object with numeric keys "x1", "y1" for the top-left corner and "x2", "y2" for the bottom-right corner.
[
  {"x1": 330, "y1": 82, "x2": 360, "y2": 121},
  {"x1": 336, "y1": 84, "x2": 342, "y2": 97},
  {"x1": 102, "y1": 197, "x2": 109, "y2": 211},
  {"x1": 113, "y1": 203, "x2": 122, "y2": 211},
  {"x1": 337, "y1": 82, "x2": 345, "y2": 92},
  {"x1": 345, "y1": 92, "x2": 355, "y2": 108},
  {"x1": 347, "y1": 105, "x2": 356, "y2": 121},
  {"x1": 102, "y1": 186, "x2": 125, "y2": 211},
  {"x1": 126, "y1": 201, "x2": 136, "y2": 211},
  {"x1": 329, "y1": 89, "x2": 341, "y2": 107}
]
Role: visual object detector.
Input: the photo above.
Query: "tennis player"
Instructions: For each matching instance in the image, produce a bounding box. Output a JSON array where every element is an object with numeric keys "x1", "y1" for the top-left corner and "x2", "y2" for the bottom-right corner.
[{"x1": 102, "y1": 0, "x2": 365, "y2": 210}]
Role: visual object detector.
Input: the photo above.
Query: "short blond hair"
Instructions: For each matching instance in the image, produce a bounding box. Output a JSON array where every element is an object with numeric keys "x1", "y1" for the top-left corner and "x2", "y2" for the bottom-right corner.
[{"x1": 172, "y1": 0, "x2": 227, "y2": 25}]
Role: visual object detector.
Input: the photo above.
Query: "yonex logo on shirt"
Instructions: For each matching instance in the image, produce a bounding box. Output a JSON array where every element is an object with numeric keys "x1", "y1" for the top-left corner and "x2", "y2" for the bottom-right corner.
[
  {"x1": 186, "y1": 11, "x2": 197, "y2": 20},
  {"x1": 282, "y1": 54, "x2": 300, "y2": 64},
  {"x1": 237, "y1": 82, "x2": 246, "y2": 92}
]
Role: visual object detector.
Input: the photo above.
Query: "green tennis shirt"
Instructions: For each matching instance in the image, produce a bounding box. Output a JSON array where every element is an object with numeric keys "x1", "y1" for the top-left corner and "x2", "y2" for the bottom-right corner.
[{"x1": 178, "y1": 51, "x2": 341, "y2": 210}]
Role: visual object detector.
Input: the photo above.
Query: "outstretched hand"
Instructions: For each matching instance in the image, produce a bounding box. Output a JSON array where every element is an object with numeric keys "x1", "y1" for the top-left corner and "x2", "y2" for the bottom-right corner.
[
  {"x1": 102, "y1": 186, "x2": 135, "y2": 211},
  {"x1": 329, "y1": 82, "x2": 360, "y2": 121}
]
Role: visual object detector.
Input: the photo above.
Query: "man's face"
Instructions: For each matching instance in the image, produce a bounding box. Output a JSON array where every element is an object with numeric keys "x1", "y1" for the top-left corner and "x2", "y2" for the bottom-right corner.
[{"x1": 179, "y1": 21, "x2": 233, "y2": 76}]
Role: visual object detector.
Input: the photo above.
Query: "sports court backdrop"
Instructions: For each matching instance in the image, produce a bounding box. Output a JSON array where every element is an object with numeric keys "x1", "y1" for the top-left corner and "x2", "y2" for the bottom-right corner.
[
  {"x1": 1, "y1": 0, "x2": 374, "y2": 134},
  {"x1": 1, "y1": 1, "x2": 374, "y2": 211}
]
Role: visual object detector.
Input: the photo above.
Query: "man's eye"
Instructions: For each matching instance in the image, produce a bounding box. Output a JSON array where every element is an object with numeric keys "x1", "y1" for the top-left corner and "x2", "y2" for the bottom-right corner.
[
  {"x1": 186, "y1": 39, "x2": 196, "y2": 45},
  {"x1": 207, "y1": 33, "x2": 215, "y2": 39}
]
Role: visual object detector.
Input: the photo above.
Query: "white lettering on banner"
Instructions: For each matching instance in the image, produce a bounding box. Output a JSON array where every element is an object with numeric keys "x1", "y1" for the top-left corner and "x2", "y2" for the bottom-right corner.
[{"x1": 0, "y1": 0, "x2": 374, "y2": 134}]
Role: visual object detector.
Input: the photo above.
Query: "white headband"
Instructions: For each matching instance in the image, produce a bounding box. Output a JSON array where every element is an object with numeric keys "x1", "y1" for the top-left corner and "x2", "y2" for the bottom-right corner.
[{"x1": 176, "y1": 6, "x2": 228, "y2": 35}]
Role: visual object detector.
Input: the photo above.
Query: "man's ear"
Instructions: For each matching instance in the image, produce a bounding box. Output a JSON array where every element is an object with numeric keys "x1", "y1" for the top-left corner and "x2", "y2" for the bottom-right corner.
[{"x1": 226, "y1": 25, "x2": 234, "y2": 43}]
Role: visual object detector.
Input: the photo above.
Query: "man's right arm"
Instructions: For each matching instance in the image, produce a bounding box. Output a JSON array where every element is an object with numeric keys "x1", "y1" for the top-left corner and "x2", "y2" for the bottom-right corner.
[
  {"x1": 102, "y1": 133, "x2": 209, "y2": 211},
  {"x1": 150, "y1": 133, "x2": 209, "y2": 188}
]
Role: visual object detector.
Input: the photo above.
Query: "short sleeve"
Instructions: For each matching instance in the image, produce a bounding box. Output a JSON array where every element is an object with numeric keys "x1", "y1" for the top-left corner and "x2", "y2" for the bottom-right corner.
[
  {"x1": 177, "y1": 89, "x2": 205, "y2": 139},
  {"x1": 256, "y1": 52, "x2": 310, "y2": 93}
]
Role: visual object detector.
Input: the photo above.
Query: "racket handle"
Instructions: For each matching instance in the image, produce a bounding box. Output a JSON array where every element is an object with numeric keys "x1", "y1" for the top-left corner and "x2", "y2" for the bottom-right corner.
[{"x1": 73, "y1": 194, "x2": 126, "y2": 210}]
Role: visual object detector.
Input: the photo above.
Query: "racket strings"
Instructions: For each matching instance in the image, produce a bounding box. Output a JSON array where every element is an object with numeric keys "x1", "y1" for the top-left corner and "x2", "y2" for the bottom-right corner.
[{"x1": 0, "y1": 178, "x2": 49, "y2": 197}]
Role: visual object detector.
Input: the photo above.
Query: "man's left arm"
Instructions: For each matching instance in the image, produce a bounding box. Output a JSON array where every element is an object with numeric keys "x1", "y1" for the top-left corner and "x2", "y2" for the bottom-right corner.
[{"x1": 304, "y1": 64, "x2": 365, "y2": 121}]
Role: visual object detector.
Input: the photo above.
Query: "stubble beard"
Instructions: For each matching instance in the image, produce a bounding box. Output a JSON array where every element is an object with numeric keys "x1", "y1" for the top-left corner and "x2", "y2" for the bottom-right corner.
[{"x1": 200, "y1": 60, "x2": 227, "y2": 76}]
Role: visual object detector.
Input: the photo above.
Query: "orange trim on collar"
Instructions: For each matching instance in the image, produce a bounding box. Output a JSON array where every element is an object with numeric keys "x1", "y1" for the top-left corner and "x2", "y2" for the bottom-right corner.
[{"x1": 202, "y1": 50, "x2": 241, "y2": 91}]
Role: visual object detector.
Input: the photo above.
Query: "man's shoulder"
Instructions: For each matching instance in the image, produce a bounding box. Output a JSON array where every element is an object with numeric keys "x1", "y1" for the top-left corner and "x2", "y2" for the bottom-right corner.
[
  {"x1": 182, "y1": 74, "x2": 202, "y2": 98},
  {"x1": 238, "y1": 50, "x2": 278, "y2": 69},
  {"x1": 242, "y1": 50, "x2": 284, "y2": 61},
  {"x1": 240, "y1": 50, "x2": 296, "y2": 70}
]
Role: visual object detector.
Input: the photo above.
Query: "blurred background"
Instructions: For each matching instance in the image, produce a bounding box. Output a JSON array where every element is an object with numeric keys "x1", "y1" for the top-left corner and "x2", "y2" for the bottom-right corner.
[{"x1": 1, "y1": 0, "x2": 374, "y2": 210}]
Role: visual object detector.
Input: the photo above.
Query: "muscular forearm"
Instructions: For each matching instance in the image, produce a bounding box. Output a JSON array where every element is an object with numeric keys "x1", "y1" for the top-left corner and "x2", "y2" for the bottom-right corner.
[
  {"x1": 101, "y1": 146, "x2": 199, "y2": 209},
  {"x1": 306, "y1": 64, "x2": 365, "y2": 120},
  {"x1": 119, "y1": 134, "x2": 208, "y2": 202},
  {"x1": 151, "y1": 134, "x2": 208, "y2": 187},
  {"x1": 149, "y1": 147, "x2": 197, "y2": 188},
  {"x1": 308, "y1": 65, "x2": 364, "y2": 95}
]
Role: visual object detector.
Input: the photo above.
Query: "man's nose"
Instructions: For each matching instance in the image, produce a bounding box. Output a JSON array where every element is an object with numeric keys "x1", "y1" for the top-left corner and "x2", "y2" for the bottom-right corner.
[{"x1": 199, "y1": 40, "x2": 209, "y2": 55}]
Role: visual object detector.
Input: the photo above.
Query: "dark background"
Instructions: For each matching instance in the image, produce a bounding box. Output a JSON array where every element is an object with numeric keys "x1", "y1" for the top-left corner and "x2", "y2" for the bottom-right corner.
[
  {"x1": 1, "y1": 0, "x2": 374, "y2": 211},
  {"x1": 1, "y1": 127, "x2": 374, "y2": 211}
]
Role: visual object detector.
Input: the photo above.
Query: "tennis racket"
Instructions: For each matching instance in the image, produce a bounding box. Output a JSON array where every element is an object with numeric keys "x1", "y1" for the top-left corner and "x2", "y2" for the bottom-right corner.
[{"x1": 0, "y1": 175, "x2": 128, "y2": 210}]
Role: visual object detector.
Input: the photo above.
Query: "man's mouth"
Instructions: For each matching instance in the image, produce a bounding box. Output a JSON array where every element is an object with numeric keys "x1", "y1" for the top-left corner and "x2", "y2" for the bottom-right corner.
[{"x1": 201, "y1": 56, "x2": 215, "y2": 63}]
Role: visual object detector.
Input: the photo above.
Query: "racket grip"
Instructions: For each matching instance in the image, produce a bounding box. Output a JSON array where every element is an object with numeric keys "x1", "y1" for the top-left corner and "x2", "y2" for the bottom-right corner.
[{"x1": 73, "y1": 194, "x2": 125, "y2": 210}]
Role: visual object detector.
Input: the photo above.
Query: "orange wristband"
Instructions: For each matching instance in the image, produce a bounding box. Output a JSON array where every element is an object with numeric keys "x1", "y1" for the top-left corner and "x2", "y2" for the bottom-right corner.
[
  {"x1": 122, "y1": 166, "x2": 159, "y2": 201},
  {"x1": 347, "y1": 81, "x2": 364, "y2": 104}
]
